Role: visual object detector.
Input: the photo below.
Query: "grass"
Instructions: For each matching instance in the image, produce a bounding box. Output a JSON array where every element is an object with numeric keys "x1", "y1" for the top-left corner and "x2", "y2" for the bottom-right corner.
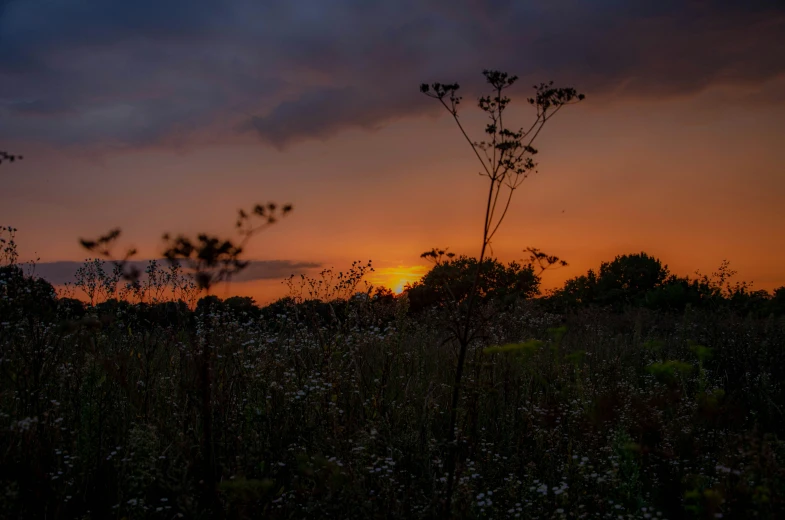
[{"x1": 1, "y1": 290, "x2": 784, "y2": 519}]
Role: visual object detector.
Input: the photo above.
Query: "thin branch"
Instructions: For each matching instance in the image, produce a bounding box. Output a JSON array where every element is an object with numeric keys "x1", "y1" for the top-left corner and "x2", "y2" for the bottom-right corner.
[
  {"x1": 486, "y1": 184, "x2": 517, "y2": 244},
  {"x1": 437, "y1": 98, "x2": 493, "y2": 178},
  {"x1": 485, "y1": 177, "x2": 504, "y2": 237}
]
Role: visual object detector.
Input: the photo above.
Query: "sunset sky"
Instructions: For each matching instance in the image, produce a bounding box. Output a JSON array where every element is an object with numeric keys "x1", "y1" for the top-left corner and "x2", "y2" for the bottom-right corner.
[{"x1": 2, "y1": 1, "x2": 784, "y2": 303}]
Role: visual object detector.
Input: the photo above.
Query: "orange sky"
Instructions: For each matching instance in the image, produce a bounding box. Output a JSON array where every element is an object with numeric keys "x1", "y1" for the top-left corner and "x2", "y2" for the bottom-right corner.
[
  {"x1": 4, "y1": 78, "x2": 785, "y2": 304},
  {"x1": 2, "y1": 2, "x2": 784, "y2": 304}
]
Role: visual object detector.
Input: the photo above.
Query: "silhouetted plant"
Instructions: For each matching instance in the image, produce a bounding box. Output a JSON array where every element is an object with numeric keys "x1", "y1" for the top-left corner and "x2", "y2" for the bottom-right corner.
[
  {"x1": 223, "y1": 295, "x2": 261, "y2": 319},
  {"x1": 771, "y1": 287, "x2": 785, "y2": 316},
  {"x1": 78, "y1": 201, "x2": 291, "y2": 516},
  {"x1": 195, "y1": 294, "x2": 224, "y2": 314},
  {"x1": 113, "y1": 259, "x2": 199, "y2": 306},
  {"x1": 0, "y1": 226, "x2": 19, "y2": 267},
  {"x1": 80, "y1": 202, "x2": 292, "y2": 296},
  {"x1": 0, "y1": 228, "x2": 58, "y2": 322},
  {"x1": 79, "y1": 228, "x2": 141, "y2": 289},
  {"x1": 596, "y1": 253, "x2": 670, "y2": 308},
  {"x1": 557, "y1": 268, "x2": 599, "y2": 306},
  {"x1": 56, "y1": 296, "x2": 86, "y2": 320},
  {"x1": 406, "y1": 254, "x2": 540, "y2": 313},
  {"x1": 162, "y1": 202, "x2": 292, "y2": 292},
  {"x1": 284, "y1": 260, "x2": 376, "y2": 336},
  {"x1": 284, "y1": 260, "x2": 374, "y2": 305},
  {"x1": 550, "y1": 255, "x2": 784, "y2": 316},
  {"x1": 0, "y1": 151, "x2": 23, "y2": 165},
  {"x1": 0, "y1": 263, "x2": 57, "y2": 321},
  {"x1": 73, "y1": 258, "x2": 122, "y2": 306},
  {"x1": 524, "y1": 246, "x2": 569, "y2": 273},
  {"x1": 553, "y1": 253, "x2": 686, "y2": 311},
  {"x1": 421, "y1": 69, "x2": 583, "y2": 513},
  {"x1": 371, "y1": 285, "x2": 396, "y2": 304}
]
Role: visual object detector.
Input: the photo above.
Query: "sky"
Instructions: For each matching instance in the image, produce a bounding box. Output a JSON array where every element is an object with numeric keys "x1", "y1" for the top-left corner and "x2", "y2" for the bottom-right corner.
[{"x1": 2, "y1": 0, "x2": 785, "y2": 303}]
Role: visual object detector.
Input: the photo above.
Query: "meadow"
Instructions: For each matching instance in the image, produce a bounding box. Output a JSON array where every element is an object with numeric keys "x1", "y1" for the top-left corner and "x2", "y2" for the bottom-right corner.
[{"x1": 1, "y1": 248, "x2": 784, "y2": 519}]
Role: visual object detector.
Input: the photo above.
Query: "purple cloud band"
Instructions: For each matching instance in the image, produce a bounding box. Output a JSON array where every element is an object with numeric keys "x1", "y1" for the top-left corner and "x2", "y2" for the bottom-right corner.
[
  {"x1": 1, "y1": 0, "x2": 783, "y2": 148},
  {"x1": 27, "y1": 259, "x2": 321, "y2": 286}
]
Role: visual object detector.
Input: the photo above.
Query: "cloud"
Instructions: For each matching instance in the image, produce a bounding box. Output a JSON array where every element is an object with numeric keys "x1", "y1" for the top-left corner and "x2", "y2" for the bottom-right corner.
[
  {"x1": 1, "y1": 0, "x2": 783, "y2": 148},
  {"x1": 243, "y1": 85, "x2": 430, "y2": 149},
  {"x1": 231, "y1": 260, "x2": 322, "y2": 282},
  {"x1": 31, "y1": 258, "x2": 321, "y2": 286}
]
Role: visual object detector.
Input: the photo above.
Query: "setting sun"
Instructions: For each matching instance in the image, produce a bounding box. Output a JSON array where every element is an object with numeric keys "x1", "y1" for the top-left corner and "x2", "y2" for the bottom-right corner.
[{"x1": 368, "y1": 265, "x2": 429, "y2": 294}]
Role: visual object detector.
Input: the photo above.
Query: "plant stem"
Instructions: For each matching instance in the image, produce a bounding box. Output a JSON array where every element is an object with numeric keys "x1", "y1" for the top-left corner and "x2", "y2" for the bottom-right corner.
[{"x1": 443, "y1": 173, "x2": 496, "y2": 516}]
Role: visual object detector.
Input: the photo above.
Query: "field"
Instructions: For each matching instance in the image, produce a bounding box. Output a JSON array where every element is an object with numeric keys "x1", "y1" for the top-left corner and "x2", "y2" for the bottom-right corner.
[{"x1": 2, "y1": 277, "x2": 784, "y2": 518}]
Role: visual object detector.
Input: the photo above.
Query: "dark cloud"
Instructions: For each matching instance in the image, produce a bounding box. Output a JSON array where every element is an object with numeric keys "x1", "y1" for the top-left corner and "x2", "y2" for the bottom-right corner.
[
  {"x1": 243, "y1": 86, "x2": 430, "y2": 149},
  {"x1": 32, "y1": 259, "x2": 321, "y2": 286},
  {"x1": 1, "y1": 0, "x2": 783, "y2": 148}
]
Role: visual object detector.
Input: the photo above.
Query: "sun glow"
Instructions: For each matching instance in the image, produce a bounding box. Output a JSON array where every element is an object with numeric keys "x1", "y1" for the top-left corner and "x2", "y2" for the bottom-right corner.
[{"x1": 369, "y1": 265, "x2": 429, "y2": 294}]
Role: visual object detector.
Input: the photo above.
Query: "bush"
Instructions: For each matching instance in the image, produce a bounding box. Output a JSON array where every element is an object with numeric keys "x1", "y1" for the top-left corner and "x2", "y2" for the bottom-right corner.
[{"x1": 405, "y1": 256, "x2": 540, "y2": 313}]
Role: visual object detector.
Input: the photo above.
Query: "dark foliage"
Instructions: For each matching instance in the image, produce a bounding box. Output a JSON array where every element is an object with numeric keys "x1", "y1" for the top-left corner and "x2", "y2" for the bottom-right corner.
[
  {"x1": 406, "y1": 255, "x2": 540, "y2": 313},
  {"x1": 549, "y1": 253, "x2": 785, "y2": 317},
  {"x1": 224, "y1": 296, "x2": 262, "y2": 320},
  {"x1": 1, "y1": 266, "x2": 784, "y2": 518},
  {"x1": 0, "y1": 265, "x2": 58, "y2": 321}
]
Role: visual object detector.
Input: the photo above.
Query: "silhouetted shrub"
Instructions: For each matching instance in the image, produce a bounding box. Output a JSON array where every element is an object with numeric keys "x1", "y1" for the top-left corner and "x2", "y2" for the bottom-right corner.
[
  {"x1": 406, "y1": 256, "x2": 540, "y2": 313},
  {"x1": 0, "y1": 265, "x2": 58, "y2": 321},
  {"x1": 143, "y1": 300, "x2": 192, "y2": 327},
  {"x1": 594, "y1": 252, "x2": 670, "y2": 308},
  {"x1": 555, "y1": 253, "x2": 705, "y2": 311},
  {"x1": 224, "y1": 296, "x2": 262, "y2": 319},
  {"x1": 550, "y1": 254, "x2": 784, "y2": 317},
  {"x1": 196, "y1": 294, "x2": 224, "y2": 315},
  {"x1": 56, "y1": 297, "x2": 86, "y2": 320},
  {"x1": 640, "y1": 275, "x2": 710, "y2": 311},
  {"x1": 771, "y1": 287, "x2": 785, "y2": 316}
]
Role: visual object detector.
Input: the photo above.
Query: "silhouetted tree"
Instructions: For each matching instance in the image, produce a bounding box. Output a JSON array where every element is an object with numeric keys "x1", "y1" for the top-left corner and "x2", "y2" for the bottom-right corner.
[
  {"x1": 261, "y1": 296, "x2": 296, "y2": 320},
  {"x1": 406, "y1": 255, "x2": 540, "y2": 312},
  {"x1": 224, "y1": 295, "x2": 261, "y2": 319},
  {"x1": 553, "y1": 253, "x2": 669, "y2": 309},
  {"x1": 195, "y1": 295, "x2": 223, "y2": 314},
  {"x1": 771, "y1": 287, "x2": 785, "y2": 316},
  {"x1": 726, "y1": 285, "x2": 773, "y2": 318},
  {"x1": 550, "y1": 255, "x2": 783, "y2": 316},
  {"x1": 555, "y1": 269, "x2": 599, "y2": 307},
  {"x1": 595, "y1": 252, "x2": 670, "y2": 307},
  {"x1": 640, "y1": 275, "x2": 706, "y2": 311},
  {"x1": 421, "y1": 70, "x2": 583, "y2": 513}
]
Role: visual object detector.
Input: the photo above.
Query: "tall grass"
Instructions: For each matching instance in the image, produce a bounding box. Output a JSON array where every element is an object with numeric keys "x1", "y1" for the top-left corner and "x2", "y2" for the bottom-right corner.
[{"x1": 1, "y1": 290, "x2": 783, "y2": 518}]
